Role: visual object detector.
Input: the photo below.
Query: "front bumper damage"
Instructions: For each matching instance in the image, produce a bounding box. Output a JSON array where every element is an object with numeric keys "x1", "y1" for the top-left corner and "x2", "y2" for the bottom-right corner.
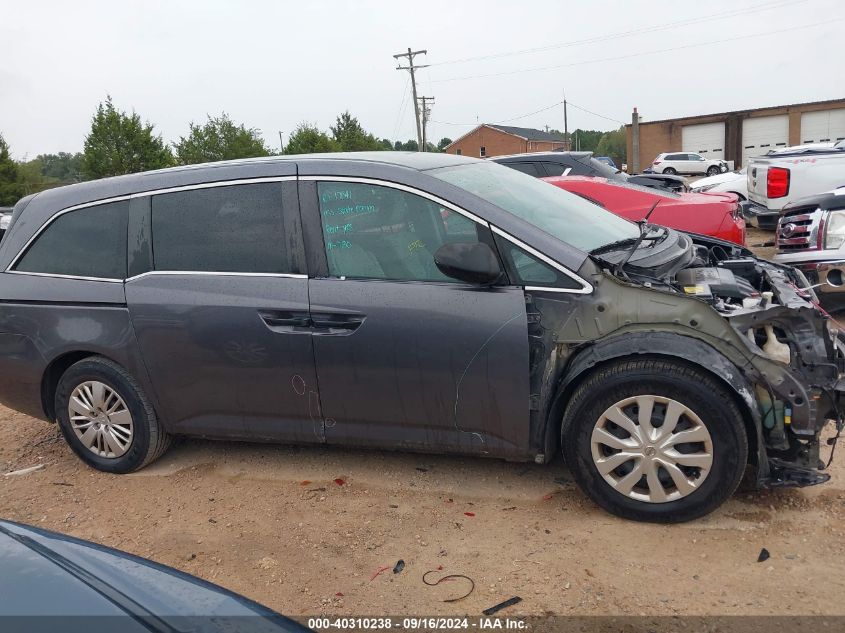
[{"x1": 723, "y1": 263, "x2": 844, "y2": 487}]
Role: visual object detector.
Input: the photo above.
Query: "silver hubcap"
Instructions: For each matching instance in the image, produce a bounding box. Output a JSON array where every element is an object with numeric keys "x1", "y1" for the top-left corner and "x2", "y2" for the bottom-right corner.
[
  {"x1": 590, "y1": 395, "x2": 713, "y2": 504},
  {"x1": 68, "y1": 381, "x2": 133, "y2": 458}
]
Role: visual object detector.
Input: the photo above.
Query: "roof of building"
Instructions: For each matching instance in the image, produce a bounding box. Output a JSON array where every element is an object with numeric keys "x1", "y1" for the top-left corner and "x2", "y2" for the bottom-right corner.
[
  {"x1": 444, "y1": 124, "x2": 567, "y2": 149},
  {"x1": 626, "y1": 97, "x2": 845, "y2": 127},
  {"x1": 486, "y1": 125, "x2": 566, "y2": 142}
]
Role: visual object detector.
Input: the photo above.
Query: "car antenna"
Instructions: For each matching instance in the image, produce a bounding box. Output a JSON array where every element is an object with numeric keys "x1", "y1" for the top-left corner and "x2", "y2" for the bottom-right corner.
[{"x1": 613, "y1": 200, "x2": 660, "y2": 278}]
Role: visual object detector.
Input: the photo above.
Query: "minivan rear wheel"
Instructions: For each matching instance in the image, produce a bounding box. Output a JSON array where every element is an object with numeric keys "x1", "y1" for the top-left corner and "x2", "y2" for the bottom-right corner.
[
  {"x1": 662, "y1": 167, "x2": 677, "y2": 175},
  {"x1": 561, "y1": 358, "x2": 747, "y2": 523},
  {"x1": 55, "y1": 356, "x2": 170, "y2": 473}
]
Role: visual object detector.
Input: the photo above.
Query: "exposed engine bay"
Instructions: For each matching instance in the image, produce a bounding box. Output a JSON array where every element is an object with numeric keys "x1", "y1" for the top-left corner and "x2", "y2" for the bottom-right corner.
[{"x1": 581, "y1": 227, "x2": 845, "y2": 487}]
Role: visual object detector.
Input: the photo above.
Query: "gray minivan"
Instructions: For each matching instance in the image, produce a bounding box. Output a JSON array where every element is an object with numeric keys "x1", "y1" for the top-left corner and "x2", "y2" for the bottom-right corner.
[{"x1": 0, "y1": 152, "x2": 840, "y2": 522}]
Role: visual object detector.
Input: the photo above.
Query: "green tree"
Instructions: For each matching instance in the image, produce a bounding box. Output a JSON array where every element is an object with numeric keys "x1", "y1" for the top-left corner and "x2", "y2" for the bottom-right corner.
[
  {"x1": 595, "y1": 127, "x2": 627, "y2": 168},
  {"x1": 37, "y1": 152, "x2": 84, "y2": 182},
  {"x1": 82, "y1": 96, "x2": 173, "y2": 179},
  {"x1": 174, "y1": 113, "x2": 272, "y2": 165},
  {"x1": 283, "y1": 123, "x2": 340, "y2": 155},
  {"x1": 394, "y1": 139, "x2": 418, "y2": 151},
  {"x1": 0, "y1": 134, "x2": 25, "y2": 206},
  {"x1": 437, "y1": 137, "x2": 453, "y2": 151},
  {"x1": 379, "y1": 138, "x2": 394, "y2": 151},
  {"x1": 330, "y1": 111, "x2": 384, "y2": 151}
]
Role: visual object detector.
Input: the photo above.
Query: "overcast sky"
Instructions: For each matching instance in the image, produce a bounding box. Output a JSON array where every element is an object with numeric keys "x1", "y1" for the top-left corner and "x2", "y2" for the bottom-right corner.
[{"x1": 1, "y1": 0, "x2": 842, "y2": 158}]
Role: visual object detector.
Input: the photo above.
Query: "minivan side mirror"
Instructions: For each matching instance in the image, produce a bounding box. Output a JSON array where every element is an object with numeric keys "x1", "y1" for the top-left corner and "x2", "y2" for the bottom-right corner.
[{"x1": 434, "y1": 242, "x2": 502, "y2": 285}]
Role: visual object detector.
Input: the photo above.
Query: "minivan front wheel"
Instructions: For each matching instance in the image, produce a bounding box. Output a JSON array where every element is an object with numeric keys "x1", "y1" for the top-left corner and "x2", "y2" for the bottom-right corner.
[
  {"x1": 561, "y1": 358, "x2": 747, "y2": 522},
  {"x1": 55, "y1": 356, "x2": 170, "y2": 473},
  {"x1": 706, "y1": 165, "x2": 721, "y2": 176}
]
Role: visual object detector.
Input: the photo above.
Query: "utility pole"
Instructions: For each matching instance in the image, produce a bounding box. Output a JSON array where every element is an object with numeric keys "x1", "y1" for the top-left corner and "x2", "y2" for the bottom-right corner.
[
  {"x1": 394, "y1": 47, "x2": 428, "y2": 150},
  {"x1": 278, "y1": 131, "x2": 284, "y2": 153},
  {"x1": 563, "y1": 99, "x2": 569, "y2": 150},
  {"x1": 418, "y1": 96, "x2": 435, "y2": 151},
  {"x1": 631, "y1": 107, "x2": 640, "y2": 174}
]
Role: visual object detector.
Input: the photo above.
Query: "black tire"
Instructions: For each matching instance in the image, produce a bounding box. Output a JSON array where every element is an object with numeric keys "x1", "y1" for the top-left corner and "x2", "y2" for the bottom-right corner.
[
  {"x1": 662, "y1": 167, "x2": 677, "y2": 175},
  {"x1": 560, "y1": 358, "x2": 747, "y2": 523},
  {"x1": 706, "y1": 165, "x2": 721, "y2": 176},
  {"x1": 55, "y1": 356, "x2": 170, "y2": 473}
]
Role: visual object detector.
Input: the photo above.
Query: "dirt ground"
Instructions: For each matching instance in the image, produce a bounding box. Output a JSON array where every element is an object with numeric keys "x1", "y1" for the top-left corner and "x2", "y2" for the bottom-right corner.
[
  {"x1": 5, "y1": 224, "x2": 845, "y2": 619},
  {"x1": 3, "y1": 405, "x2": 845, "y2": 618}
]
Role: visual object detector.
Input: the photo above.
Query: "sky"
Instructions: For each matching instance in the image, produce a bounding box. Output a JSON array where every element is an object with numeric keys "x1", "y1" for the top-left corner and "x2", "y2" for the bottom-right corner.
[{"x1": 1, "y1": 0, "x2": 843, "y2": 159}]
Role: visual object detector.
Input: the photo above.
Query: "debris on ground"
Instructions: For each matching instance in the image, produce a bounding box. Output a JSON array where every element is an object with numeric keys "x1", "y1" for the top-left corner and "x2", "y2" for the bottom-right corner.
[
  {"x1": 333, "y1": 478, "x2": 346, "y2": 486},
  {"x1": 422, "y1": 570, "x2": 475, "y2": 602},
  {"x1": 758, "y1": 548, "x2": 771, "y2": 563},
  {"x1": 464, "y1": 512, "x2": 475, "y2": 517},
  {"x1": 393, "y1": 559, "x2": 405, "y2": 574},
  {"x1": 370, "y1": 565, "x2": 391, "y2": 581},
  {"x1": 483, "y1": 596, "x2": 522, "y2": 616},
  {"x1": 4, "y1": 464, "x2": 45, "y2": 477}
]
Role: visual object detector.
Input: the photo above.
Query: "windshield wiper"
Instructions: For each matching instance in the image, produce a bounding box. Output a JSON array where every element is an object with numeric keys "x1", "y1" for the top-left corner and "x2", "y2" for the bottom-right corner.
[
  {"x1": 613, "y1": 200, "x2": 661, "y2": 278},
  {"x1": 590, "y1": 237, "x2": 639, "y2": 256}
]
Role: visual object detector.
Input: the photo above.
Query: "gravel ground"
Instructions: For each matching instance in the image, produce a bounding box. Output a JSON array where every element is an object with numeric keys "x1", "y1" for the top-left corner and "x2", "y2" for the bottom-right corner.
[{"x1": 5, "y1": 224, "x2": 845, "y2": 618}]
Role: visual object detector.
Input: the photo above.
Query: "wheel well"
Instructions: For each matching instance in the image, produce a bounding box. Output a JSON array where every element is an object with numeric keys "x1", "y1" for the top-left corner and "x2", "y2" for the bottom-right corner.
[
  {"x1": 41, "y1": 351, "x2": 98, "y2": 421},
  {"x1": 550, "y1": 353, "x2": 759, "y2": 466}
]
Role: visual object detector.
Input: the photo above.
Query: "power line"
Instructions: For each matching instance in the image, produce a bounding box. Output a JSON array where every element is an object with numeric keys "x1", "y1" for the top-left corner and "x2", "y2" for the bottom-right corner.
[
  {"x1": 431, "y1": 98, "x2": 623, "y2": 128},
  {"x1": 566, "y1": 101, "x2": 626, "y2": 126},
  {"x1": 391, "y1": 76, "x2": 411, "y2": 140},
  {"x1": 427, "y1": 0, "x2": 808, "y2": 68},
  {"x1": 431, "y1": 17, "x2": 843, "y2": 83}
]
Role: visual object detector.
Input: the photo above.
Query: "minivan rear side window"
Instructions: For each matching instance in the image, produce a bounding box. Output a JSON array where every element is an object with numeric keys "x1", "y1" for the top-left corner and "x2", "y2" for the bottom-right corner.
[
  {"x1": 151, "y1": 183, "x2": 288, "y2": 273},
  {"x1": 15, "y1": 201, "x2": 129, "y2": 280}
]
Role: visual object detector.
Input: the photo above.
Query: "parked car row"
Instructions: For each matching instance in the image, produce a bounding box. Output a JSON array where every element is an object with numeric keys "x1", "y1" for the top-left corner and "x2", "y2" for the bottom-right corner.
[
  {"x1": 493, "y1": 151, "x2": 687, "y2": 192},
  {"x1": 494, "y1": 152, "x2": 744, "y2": 246},
  {"x1": 542, "y1": 176, "x2": 745, "y2": 246},
  {"x1": 0, "y1": 152, "x2": 840, "y2": 523}
]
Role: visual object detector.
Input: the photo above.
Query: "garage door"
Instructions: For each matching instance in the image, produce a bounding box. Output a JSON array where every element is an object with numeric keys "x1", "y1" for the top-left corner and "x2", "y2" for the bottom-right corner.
[
  {"x1": 801, "y1": 109, "x2": 845, "y2": 144},
  {"x1": 682, "y1": 123, "x2": 725, "y2": 160},
  {"x1": 742, "y1": 115, "x2": 788, "y2": 167}
]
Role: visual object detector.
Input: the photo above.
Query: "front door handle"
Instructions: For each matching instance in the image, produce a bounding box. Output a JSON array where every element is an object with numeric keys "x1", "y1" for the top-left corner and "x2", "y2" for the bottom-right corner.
[
  {"x1": 259, "y1": 310, "x2": 312, "y2": 332},
  {"x1": 311, "y1": 312, "x2": 366, "y2": 335}
]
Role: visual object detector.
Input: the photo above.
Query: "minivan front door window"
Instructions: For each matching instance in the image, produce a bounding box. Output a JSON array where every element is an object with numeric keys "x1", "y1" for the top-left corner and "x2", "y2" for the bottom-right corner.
[{"x1": 317, "y1": 181, "x2": 484, "y2": 282}]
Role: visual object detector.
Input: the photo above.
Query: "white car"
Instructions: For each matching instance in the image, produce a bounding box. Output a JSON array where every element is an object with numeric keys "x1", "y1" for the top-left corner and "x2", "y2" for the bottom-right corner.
[
  {"x1": 690, "y1": 168, "x2": 748, "y2": 199},
  {"x1": 650, "y1": 152, "x2": 728, "y2": 176}
]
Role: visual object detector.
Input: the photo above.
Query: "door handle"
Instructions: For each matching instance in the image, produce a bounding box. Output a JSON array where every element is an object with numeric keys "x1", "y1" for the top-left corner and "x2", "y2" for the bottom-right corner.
[
  {"x1": 311, "y1": 312, "x2": 366, "y2": 335},
  {"x1": 259, "y1": 310, "x2": 312, "y2": 332}
]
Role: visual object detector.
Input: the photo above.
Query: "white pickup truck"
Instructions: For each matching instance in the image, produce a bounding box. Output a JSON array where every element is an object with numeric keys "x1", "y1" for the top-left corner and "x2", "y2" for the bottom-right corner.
[{"x1": 746, "y1": 140, "x2": 845, "y2": 230}]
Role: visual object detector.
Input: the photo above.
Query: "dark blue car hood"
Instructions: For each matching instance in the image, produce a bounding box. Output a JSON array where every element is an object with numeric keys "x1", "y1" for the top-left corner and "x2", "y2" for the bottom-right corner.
[{"x1": 0, "y1": 520, "x2": 309, "y2": 632}]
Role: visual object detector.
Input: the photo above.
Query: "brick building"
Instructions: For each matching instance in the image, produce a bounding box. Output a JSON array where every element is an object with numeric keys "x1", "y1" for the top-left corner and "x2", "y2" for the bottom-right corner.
[
  {"x1": 626, "y1": 98, "x2": 845, "y2": 172},
  {"x1": 444, "y1": 125, "x2": 567, "y2": 158}
]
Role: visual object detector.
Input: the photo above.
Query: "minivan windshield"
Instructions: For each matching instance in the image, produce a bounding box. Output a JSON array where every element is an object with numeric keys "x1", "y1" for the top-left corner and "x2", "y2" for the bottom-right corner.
[{"x1": 431, "y1": 161, "x2": 640, "y2": 252}]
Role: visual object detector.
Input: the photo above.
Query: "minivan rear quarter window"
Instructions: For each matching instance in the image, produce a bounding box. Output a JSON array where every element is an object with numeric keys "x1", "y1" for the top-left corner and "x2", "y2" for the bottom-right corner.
[
  {"x1": 151, "y1": 183, "x2": 288, "y2": 273},
  {"x1": 15, "y1": 200, "x2": 129, "y2": 279}
]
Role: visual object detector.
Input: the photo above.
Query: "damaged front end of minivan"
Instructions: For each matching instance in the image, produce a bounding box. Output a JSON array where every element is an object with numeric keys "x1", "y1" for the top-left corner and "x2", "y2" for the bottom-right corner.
[{"x1": 530, "y1": 228, "x2": 845, "y2": 488}]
